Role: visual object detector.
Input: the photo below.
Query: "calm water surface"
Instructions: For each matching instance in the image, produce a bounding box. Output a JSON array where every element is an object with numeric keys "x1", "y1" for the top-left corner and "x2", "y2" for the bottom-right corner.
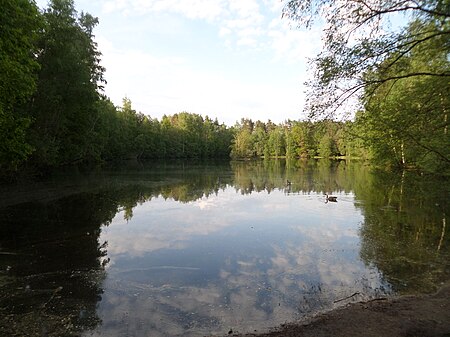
[{"x1": 0, "y1": 160, "x2": 448, "y2": 336}]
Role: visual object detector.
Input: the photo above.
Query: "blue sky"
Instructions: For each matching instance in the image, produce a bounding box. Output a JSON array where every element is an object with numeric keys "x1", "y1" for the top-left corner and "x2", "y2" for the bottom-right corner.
[{"x1": 36, "y1": 0, "x2": 322, "y2": 126}]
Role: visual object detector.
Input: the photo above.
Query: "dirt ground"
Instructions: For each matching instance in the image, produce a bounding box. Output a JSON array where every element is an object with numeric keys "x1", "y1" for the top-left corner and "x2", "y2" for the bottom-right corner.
[{"x1": 240, "y1": 282, "x2": 450, "y2": 337}]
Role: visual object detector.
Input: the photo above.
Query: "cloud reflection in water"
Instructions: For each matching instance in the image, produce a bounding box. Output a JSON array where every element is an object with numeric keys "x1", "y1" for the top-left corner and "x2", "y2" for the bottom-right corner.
[{"x1": 87, "y1": 187, "x2": 387, "y2": 337}]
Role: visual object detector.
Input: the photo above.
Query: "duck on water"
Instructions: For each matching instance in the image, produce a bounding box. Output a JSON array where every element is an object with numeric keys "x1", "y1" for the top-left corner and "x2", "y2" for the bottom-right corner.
[{"x1": 325, "y1": 194, "x2": 337, "y2": 202}]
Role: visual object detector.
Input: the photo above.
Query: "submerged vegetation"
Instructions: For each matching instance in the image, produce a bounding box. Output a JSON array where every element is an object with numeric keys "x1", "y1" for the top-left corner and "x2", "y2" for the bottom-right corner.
[{"x1": 0, "y1": 0, "x2": 448, "y2": 176}]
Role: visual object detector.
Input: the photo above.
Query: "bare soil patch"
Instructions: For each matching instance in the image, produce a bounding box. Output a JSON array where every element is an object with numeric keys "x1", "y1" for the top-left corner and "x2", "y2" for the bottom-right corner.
[{"x1": 241, "y1": 282, "x2": 450, "y2": 337}]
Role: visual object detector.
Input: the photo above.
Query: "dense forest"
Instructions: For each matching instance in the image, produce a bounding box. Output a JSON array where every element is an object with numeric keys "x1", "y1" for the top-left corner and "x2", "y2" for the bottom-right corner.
[
  {"x1": 0, "y1": 0, "x2": 449, "y2": 176},
  {"x1": 282, "y1": 0, "x2": 449, "y2": 173},
  {"x1": 0, "y1": 0, "x2": 233, "y2": 173},
  {"x1": 230, "y1": 118, "x2": 366, "y2": 159}
]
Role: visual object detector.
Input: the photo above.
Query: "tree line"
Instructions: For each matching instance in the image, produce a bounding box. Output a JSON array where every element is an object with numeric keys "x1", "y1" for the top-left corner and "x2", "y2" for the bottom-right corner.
[
  {"x1": 0, "y1": 0, "x2": 233, "y2": 175},
  {"x1": 95, "y1": 99, "x2": 233, "y2": 161},
  {"x1": 230, "y1": 118, "x2": 367, "y2": 159},
  {"x1": 283, "y1": 0, "x2": 449, "y2": 174},
  {"x1": 1, "y1": 0, "x2": 449, "y2": 177}
]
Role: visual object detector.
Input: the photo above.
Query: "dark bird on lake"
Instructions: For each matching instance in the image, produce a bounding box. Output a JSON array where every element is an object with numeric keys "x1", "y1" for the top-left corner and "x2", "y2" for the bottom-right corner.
[{"x1": 325, "y1": 194, "x2": 337, "y2": 202}]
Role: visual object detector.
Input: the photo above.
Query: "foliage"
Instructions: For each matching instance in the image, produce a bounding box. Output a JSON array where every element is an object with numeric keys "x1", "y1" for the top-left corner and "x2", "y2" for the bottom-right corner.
[
  {"x1": 2, "y1": 0, "x2": 447, "y2": 175},
  {"x1": 0, "y1": 0, "x2": 42, "y2": 171},
  {"x1": 231, "y1": 125, "x2": 254, "y2": 158},
  {"x1": 358, "y1": 20, "x2": 450, "y2": 172},
  {"x1": 96, "y1": 99, "x2": 233, "y2": 160},
  {"x1": 267, "y1": 125, "x2": 286, "y2": 158},
  {"x1": 283, "y1": 0, "x2": 450, "y2": 174},
  {"x1": 282, "y1": 0, "x2": 450, "y2": 117},
  {"x1": 230, "y1": 118, "x2": 366, "y2": 159},
  {"x1": 28, "y1": 0, "x2": 105, "y2": 166},
  {"x1": 0, "y1": 0, "x2": 234, "y2": 176}
]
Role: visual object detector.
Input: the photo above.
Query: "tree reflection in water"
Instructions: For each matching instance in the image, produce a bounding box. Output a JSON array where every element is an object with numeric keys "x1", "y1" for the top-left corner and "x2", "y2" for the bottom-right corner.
[
  {"x1": 0, "y1": 160, "x2": 448, "y2": 336},
  {"x1": 358, "y1": 170, "x2": 449, "y2": 294},
  {"x1": 0, "y1": 194, "x2": 112, "y2": 336}
]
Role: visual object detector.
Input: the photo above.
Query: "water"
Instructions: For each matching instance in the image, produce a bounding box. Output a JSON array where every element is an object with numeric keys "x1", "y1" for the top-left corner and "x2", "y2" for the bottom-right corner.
[{"x1": 0, "y1": 160, "x2": 448, "y2": 336}]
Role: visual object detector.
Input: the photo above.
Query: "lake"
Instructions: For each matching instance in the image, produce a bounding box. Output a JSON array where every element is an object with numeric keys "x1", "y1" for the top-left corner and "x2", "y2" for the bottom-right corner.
[{"x1": 0, "y1": 160, "x2": 448, "y2": 336}]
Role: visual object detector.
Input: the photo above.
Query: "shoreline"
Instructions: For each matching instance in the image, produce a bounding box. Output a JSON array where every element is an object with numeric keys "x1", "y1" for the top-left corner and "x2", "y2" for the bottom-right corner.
[{"x1": 237, "y1": 282, "x2": 450, "y2": 337}]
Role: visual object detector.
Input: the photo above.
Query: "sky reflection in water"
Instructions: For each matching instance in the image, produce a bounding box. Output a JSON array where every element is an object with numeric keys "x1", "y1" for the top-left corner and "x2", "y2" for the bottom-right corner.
[{"x1": 89, "y1": 187, "x2": 387, "y2": 337}]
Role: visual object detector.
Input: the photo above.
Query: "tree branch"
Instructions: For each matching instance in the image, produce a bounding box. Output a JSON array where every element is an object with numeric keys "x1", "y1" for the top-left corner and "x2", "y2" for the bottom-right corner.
[{"x1": 366, "y1": 72, "x2": 450, "y2": 86}]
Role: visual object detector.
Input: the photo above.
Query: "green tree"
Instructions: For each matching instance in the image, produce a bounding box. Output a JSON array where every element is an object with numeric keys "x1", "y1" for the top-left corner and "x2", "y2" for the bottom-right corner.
[
  {"x1": 0, "y1": 0, "x2": 42, "y2": 171},
  {"x1": 252, "y1": 121, "x2": 268, "y2": 157},
  {"x1": 340, "y1": 119, "x2": 369, "y2": 159},
  {"x1": 140, "y1": 116, "x2": 162, "y2": 158},
  {"x1": 318, "y1": 134, "x2": 333, "y2": 158},
  {"x1": 360, "y1": 20, "x2": 450, "y2": 172},
  {"x1": 284, "y1": 121, "x2": 296, "y2": 158},
  {"x1": 315, "y1": 120, "x2": 340, "y2": 158},
  {"x1": 282, "y1": 0, "x2": 450, "y2": 117},
  {"x1": 176, "y1": 112, "x2": 205, "y2": 158},
  {"x1": 230, "y1": 127, "x2": 254, "y2": 159},
  {"x1": 29, "y1": 0, "x2": 105, "y2": 166},
  {"x1": 267, "y1": 126, "x2": 285, "y2": 158},
  {"x1": 290, "y1": 121, "x2": 310, "y2": 157},
  {"x1": 214, "y1": 121, "x2": 234, "y2": 158},
  {"x1": 93, "y1": 98, "x2": 120, "y2": 160}
]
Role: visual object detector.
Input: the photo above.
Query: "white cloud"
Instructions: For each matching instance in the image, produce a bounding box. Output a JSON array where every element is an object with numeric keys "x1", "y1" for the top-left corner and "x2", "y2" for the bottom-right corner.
[
  {"x1": 228, "y1": 0, "x2": 260, "y2": 18},
  {"x1": 97, "y1": 31, "x2": 307, "y2": 124},
  {"x1": 94, "y1": 188, "x2": 385, "y2": 336},
  {"x1": 35, "y1": 0, "x2": 322, "y2": 124},
  {"x1": 103, "y1": 0, "x2": 226, "y2": 21},
  {"x1": 99, "y1": 0, "x2": 316, "y2": 57},
  {"x1": 268, "y1": 18, "x2": 322, "y2": 63},
  {"x1": 219, "y1": 27, "x2": 232, "y2": 37}
]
